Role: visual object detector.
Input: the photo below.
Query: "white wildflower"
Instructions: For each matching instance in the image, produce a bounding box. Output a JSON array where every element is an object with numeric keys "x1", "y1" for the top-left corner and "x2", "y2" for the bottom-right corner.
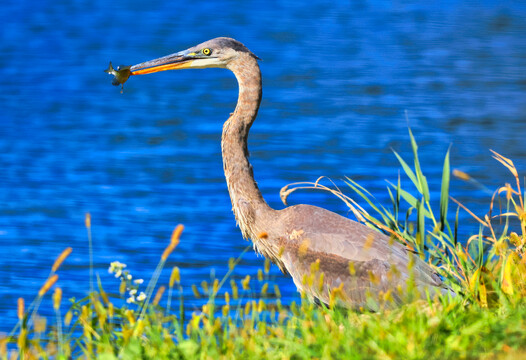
[
  {"x1": 129, "y1": 289, "x2": 137, "y2": 296},
  {"x1": 127, "y1": 274, "x2": 132, "y2": 280},
  {"x1": 136, "y1": 292, "x2": 147, "y2": 302},
  {"x1": 109, "y1": 261, "x2": 127, "y2": 274},
  {"x1": 126, "y1": 296, "x2": 135, "y2": 304},
  {"x1": 134, "y1": 279, "x2": 144, "y2": 285}
]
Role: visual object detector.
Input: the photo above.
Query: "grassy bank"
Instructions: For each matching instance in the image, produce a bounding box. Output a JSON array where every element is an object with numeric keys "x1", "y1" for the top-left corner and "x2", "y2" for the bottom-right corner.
[
  {"x1": 5, "y1": 247, "x2": 526, "y2": 359},
  {"x1": 4, "y1": 132, "x2": 526, "y2": 359}
]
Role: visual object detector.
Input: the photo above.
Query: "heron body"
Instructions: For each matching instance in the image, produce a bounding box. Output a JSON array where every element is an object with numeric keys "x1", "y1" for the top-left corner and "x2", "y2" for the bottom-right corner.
[{"x1": 126, "y1": 37, "x2": 445, "y2": 309}]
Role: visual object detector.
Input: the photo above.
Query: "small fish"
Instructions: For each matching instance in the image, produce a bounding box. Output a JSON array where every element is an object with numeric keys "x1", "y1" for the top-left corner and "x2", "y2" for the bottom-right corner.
[{"x1": 104, "y1": 62, "x2": 131, "y2": 93}]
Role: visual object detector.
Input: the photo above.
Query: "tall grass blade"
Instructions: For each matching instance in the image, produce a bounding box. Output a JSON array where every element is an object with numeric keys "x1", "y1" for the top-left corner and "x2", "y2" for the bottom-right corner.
[
  {"x1": 386, "y1": 180, "x2": 433, "y2": 218},
  {"x1": 408, "y1": 127, "x2": 430, "y2": 203},
  {"x1": 393, "y1": 150, "x2": 420, "y2": 193},
  {"x1": 477, "y1": 234, "x2": 484, "y2": 269},
  {"x1": 454, "y1": 206, "x2": 459, "y2": 245},
  {"x1": 397, "y1": 173, "x2": 401, "y2": 220},
  {"x1": 387, "y1": 187, "x2": 397, "y2": 223},
  {"x1": 344, "y1": 178, "x2": 391, "y2": 225},
  {"x1": 440, "y1": 148, "x2": 451, "y2": 232},
  {"x1": 416, "y1": 198, "x2": 425, "y2": 252}
]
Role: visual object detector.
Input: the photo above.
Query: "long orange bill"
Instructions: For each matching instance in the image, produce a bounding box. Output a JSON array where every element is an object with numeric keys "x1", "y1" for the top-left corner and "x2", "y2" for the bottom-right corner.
[{"x1": 130, "y1": 50, "x2": 193, "y2": 76}]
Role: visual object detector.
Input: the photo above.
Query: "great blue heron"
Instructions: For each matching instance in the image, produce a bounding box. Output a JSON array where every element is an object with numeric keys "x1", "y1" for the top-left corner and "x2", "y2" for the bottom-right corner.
[{"x1": 117, "y1": 37, "x2": 447, "y2": 309}]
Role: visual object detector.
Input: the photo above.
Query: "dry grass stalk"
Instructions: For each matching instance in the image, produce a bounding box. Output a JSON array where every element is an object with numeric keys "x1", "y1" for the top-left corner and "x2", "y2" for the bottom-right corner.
[
  {"x1": 51, "y1": 247, "x2": 73, "y2": 273},
  {"x1": 17, "y1": 298, "x2": 24, "y2": 321},
  {"x1": 161, "y1": 224, "x2": 184, "y2": 261},
  {"x1": 38, "y1": 275, "x2": 58, "y2": 297},
  {"x1": 153, "y1": 286, "x2": 166, "y2": 306}
]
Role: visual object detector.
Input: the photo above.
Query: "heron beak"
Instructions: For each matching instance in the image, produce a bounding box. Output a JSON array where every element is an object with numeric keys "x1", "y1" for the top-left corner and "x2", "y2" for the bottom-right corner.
[{"x1": 130, "y1": 50, "x2": 196, "y2": 76}]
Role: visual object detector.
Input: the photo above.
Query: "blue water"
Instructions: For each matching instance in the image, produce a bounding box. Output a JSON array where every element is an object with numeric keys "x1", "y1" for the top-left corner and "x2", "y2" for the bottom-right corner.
[{"x1": 1, "y1": 0, "x2": 525, "y2": 329}]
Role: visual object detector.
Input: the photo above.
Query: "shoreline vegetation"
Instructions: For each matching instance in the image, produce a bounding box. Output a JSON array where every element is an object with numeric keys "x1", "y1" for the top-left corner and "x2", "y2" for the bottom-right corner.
[{"x1": 4, "y1": 132, "x2": 526, "y2": 359}]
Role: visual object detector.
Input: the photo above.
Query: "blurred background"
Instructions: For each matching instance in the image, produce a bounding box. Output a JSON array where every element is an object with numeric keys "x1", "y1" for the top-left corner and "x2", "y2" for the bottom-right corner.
[{"x1": 1, "y1": 0, "x2": 525, "y2": 329}]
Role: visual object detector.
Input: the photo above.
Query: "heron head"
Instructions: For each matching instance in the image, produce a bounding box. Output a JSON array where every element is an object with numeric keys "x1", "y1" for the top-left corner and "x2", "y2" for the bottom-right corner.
[{"x1": 129, "y1": 37, "x2": 259, "y2": 76}]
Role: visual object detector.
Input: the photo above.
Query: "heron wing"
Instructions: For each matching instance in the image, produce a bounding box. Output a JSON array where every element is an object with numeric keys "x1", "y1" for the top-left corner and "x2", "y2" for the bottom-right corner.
[{"x1": 275, "y1": 204, "x2": 442, "y2": 308}]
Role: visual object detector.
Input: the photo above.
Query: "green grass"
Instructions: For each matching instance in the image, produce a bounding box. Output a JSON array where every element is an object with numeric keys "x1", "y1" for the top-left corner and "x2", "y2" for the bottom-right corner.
[{"x1": 4, "y1": 130, "x2": 526, "y2": 359}]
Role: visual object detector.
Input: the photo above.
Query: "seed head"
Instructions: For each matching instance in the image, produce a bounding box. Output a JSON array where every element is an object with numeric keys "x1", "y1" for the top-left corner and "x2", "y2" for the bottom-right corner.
[{"x1": 51, "y1": 247, "x2": 73, "y2": 272}]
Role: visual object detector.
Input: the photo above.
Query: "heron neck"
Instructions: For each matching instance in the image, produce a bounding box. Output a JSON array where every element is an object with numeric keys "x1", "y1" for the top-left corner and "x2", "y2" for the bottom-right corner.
[{"x1": 222, "y1": 55, "x2": 273, "y2": 240}]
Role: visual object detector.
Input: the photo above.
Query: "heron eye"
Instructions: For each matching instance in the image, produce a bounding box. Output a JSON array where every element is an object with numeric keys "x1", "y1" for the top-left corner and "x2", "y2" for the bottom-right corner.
[{"x1": 202, "y1": 48, "x2": 211, "y2": 56}]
